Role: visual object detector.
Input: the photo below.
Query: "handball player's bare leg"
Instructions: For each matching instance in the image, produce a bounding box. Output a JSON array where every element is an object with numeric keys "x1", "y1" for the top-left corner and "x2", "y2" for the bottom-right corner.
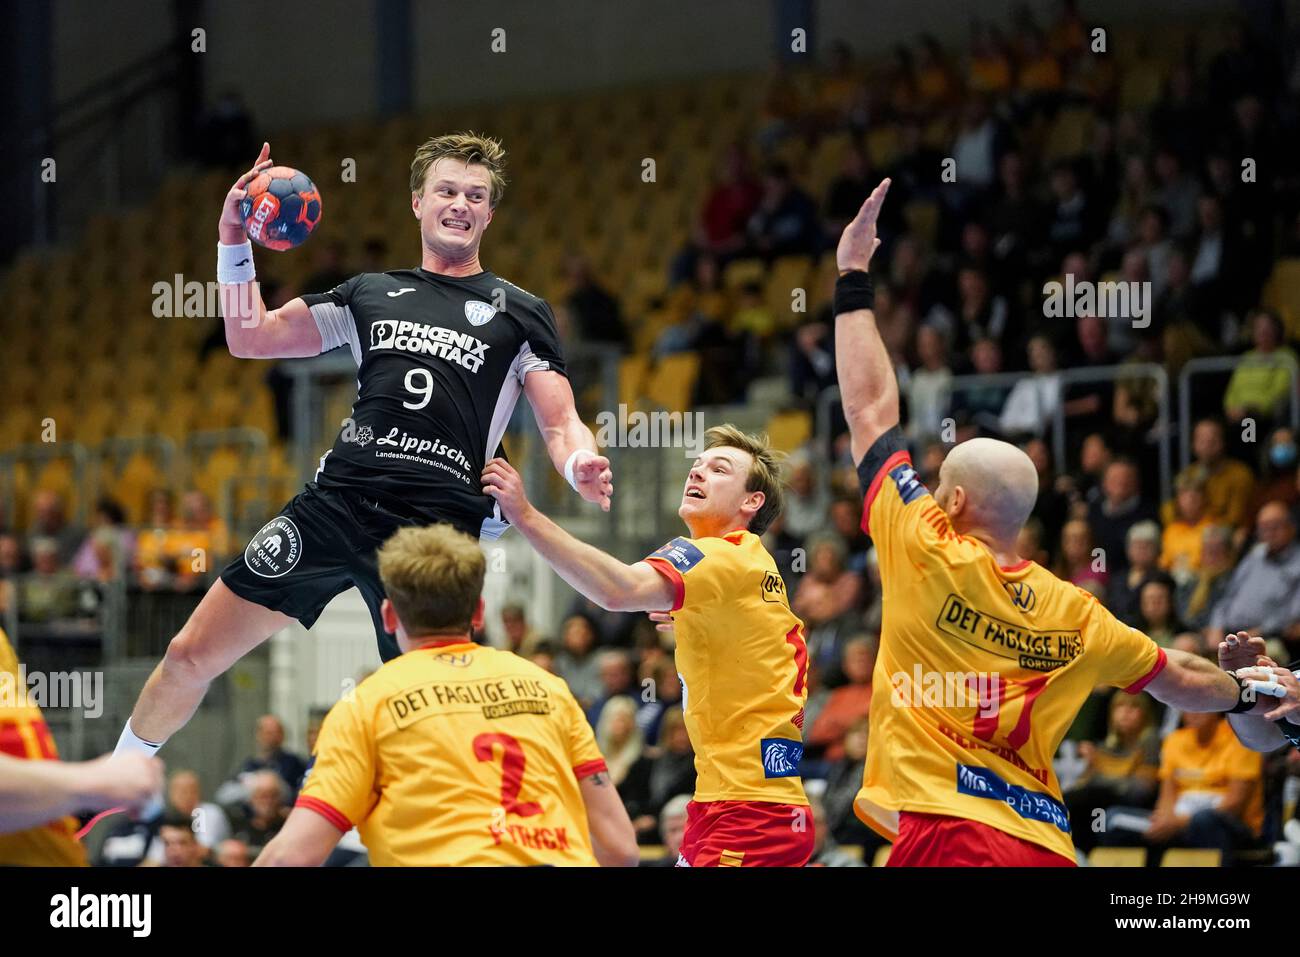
[{"x1": 125, "y1": 578, "x2": 296, "y2": 747}]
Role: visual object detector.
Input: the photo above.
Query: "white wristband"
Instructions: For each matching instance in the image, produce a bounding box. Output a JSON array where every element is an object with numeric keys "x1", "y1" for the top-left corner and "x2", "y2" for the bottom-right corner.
[
  {"x1": 564, "y1": 448, "x2": 590, "y2": 491},
  {"x1": 217, "y1": 240, "x2": 256, "y2": 284}
]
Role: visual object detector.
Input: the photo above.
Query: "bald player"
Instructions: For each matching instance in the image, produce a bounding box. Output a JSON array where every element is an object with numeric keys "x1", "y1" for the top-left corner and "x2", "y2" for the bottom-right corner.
[{"x1": 833, "y1": 179, "x2": 1300, "y2": 866}]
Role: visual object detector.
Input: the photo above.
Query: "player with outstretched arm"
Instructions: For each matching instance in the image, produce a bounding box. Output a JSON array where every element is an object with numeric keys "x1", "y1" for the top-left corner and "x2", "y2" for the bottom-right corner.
[
  {"x1": 114, "y1": 133, "x2": 613, "y2": 773},
  {"x1": 831, "y1": 178, "x2": 1300, "y2": 866},
  {"x1": 483, "y1": 425, "x2": 814, "y2": 866}
]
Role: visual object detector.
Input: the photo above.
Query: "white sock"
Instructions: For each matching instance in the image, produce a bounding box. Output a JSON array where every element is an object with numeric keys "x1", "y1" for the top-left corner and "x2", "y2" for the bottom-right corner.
[{"x1": 115, "y1": 719, "x2": 164, "y2": 757}]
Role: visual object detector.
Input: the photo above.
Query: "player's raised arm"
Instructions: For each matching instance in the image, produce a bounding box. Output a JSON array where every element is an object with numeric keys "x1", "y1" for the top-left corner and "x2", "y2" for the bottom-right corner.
[
  {"x1": 217, "y1": 142, "x2": 326, "y2": 360},
  {"x1": 833, "y1": 178, "x2": 898, "y2": 466},
  {"x1": 524, "y1": 369, "x2": 613, "y2": 511},
  {"x1": 482, "y1": 458, "x2": 672, "y2": 612}
]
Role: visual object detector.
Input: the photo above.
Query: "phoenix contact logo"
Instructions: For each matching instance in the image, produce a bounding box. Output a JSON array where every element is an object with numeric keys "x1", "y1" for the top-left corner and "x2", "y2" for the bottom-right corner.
[{"x1": 370, "y1": 320, "x2": 489, "y2": 372}]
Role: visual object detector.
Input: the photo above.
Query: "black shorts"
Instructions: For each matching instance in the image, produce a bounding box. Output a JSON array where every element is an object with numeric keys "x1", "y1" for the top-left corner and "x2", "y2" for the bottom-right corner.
[{"x1": 220, "y1": 482, "x2": 476, "y2": 662}]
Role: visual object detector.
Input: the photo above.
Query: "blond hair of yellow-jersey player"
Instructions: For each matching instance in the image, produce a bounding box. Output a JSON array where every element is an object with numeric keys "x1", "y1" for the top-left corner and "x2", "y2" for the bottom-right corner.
[{"x1": 254, "y1": 524, "x2": 638, "y2": 867}]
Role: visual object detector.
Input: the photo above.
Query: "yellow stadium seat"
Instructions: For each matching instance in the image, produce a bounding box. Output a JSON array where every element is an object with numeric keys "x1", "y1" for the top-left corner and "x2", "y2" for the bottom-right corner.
[
  {"x1": 1119, "y1": 65, "x2": 1164, "y2": 112},
  {"x1": 1087, "y1": 847, "x2": 1145, "y2": 867},
  {"x1": 1159, "y1": 848, "x2": 1221, "y2": 868},
  {"x1": 645, "y1": 352, "x2": 700, "y2": 412},
  {"x1": 722, "y1": 258, "x2": 767, "y2": 291},
  {"x1": 871, "y1": 845, "x2": 892, "y2": 867},
  {"x1": 766, "y1": 410, "x2": 812, "y2": 452},
  {"x1": 619, "y1": 354, "x2": 651, "y2": 410},
  {"x1": 108, "y1": 451, "x2": 169, "y2": 523}
]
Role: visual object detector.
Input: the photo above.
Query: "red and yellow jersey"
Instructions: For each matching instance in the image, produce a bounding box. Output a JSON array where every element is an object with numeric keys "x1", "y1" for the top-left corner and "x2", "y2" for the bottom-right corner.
[
  {"x1": 0, "y1": 628, "x2": 86, "y2": 867},
  {"x1": 298, "y1": 640, "x2": 606, "y2": 866},
  {"x1": 853, "y1": 428, "x2": 1166, "y2": 862},
  {"x1": 645, "y1": 530, "x2": 808, "y2": 806}
]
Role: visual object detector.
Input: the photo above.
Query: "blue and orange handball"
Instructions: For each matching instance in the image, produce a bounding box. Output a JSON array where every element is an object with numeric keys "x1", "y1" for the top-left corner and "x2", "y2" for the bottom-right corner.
[{"x1": 240, "y1": 166, "x2": 322, "y2": 250}]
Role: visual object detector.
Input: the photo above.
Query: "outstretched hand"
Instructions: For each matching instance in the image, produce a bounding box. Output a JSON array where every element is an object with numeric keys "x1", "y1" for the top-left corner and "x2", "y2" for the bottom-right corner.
[
  {"x1": 481, "y1": 458, "x2": 535, "y2": 526},
  {"x1": 835, "y1": 178, "x2": 891, "y2": 274},
  {"x1": 571, "y1": 451, "x2": 613, "y2": 512}
]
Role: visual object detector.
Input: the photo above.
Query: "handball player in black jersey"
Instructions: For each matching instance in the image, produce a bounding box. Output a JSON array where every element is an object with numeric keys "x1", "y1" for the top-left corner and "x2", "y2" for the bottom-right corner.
[{"x1": 114, "y1": 133, "x2": 613, "y2": 761}]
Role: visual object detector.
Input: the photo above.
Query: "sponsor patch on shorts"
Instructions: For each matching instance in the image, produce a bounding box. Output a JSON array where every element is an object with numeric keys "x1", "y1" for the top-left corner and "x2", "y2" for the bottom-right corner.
[{"x1": 244, "y1": 516, "x2": 303, "y2": 579}]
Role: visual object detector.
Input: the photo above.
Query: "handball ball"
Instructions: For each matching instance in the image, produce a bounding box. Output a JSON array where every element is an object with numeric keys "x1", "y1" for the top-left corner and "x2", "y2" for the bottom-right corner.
[{"x1": 240, "y1": 166, "x2": 322, "y2": 251}]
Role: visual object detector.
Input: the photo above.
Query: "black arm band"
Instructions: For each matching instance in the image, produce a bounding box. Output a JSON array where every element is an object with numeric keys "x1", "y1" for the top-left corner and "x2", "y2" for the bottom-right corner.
[
  {"x1": 1228, "y1": 674, "x2": 1257, "y2": 714},
  {"x1": 834, "y1": 270, "x2": 874, "y2": 315}
]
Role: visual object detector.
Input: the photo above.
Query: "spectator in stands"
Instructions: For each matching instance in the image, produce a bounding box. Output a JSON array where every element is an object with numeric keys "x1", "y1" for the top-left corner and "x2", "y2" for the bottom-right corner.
[
  {"x1": 501, "y1": 603, "x2": 542, "y2": 656},
  {"x1": 620, "y1": 706, "x2": 695, "y2": 845},
  {"x1": 1144, "y1": 712, "x2": 1264, "y2": 866},
  {"x1": 1151, "y1": 148, "x2": 1201, "y2": 241},
  {"x1": 904, "y1": 324, "x2": 953, "y2": 444},
  {"x1": 1065, "y1": 692, "x2": 1161, "y2": 855},
  {"x1": 1070, "y1": 432, "x2": 1114, "y2": 508},
  {"x1": 642, "y1": 794, "x2": 691, "y2": 867},
  {"x1": 1062, "y1": 315, "x2": 1118, "y2": 441},
  {"x1": 817, "y1": 716, "x2": 882, "y2": 854},
  {"x1": 1055, "y1": 518, "x2": 1107, "y2": 589},
  {"x1": 1247, "y1": 426, "x2": 1300, "y2": 520},
  {"x1": 1136, "y1": 206, "x2": 1174, "y2": 301},
  {"x1": 1176, "y1": 525, "x2": 1236, "y2": 634},
  {"x1": 555, "y1": 613, "x2": 604, "y2": 708},
  {"x1": 987, "y1": 150, "x2": 1047, "y2": 279},
  {"x1": 782, "y1": 451, "x2": 830, "y2": 542},
  {"x1": 1016, "y1": 516, "x2": 1050, "y2": 568},
  {"x1": 823, "y1": 142, "x2": 876, "y2": 242},
  {"x1": 1160, "y1": 469, "x2": 1212, "y2": 582},
  {"x1": 170, "y1": 490, "x2": 228, "y2": 592},
  {"x1": 1107, "y1": 521, "x2": 1162, "y2": 626},
  {"x1": 634, "y1": 658, "x2": 681, "y2": 746},
  {"x1": 1208, "y1": 501, "x2": 1300, "y2": 651},
  {"x1": 237, "y1": 715, "x2": 307, "y2": 795},
  {"x1": 564, "y1": 253, "x2": 627, "y2": 349},
  {"x1": 133, "y1": 489, "x2": 178, "y2": 590},
  {"x1": 806, "y1": 795, "x2": 864, "y2": 867},
  {"x1": 27, "y1": 490, "x2": 79, "y2": 565},
  {"x1": 951, "y1": 336, "x2": 1010, "y2": 435},
  {"x1": 1137, "y1": 574, "x2": 1182, "y2": 648},
  {"x1": 232, "y1": 770, "x2": 290, "y2": 857},
  {"x1": 1087, "y1": 458, "x2": 1159, "y2": 572},
  {"x1": 826, "y1": 495, "x2": 871, "y2": 571},
  {"x1": 17, "y1": 538, "x2": 80, "y2": 623},
  {"x1": 806, "y1": 637, "x2": 874, "y2": 762},
  {"x1": 967, "y1": 24, "x2": 1012, "y2": 96},
  {"x1": 71, "y1": 498, "x2": 134, "y2": 582},
  {"x1": 527, "y1": 638, "x2": 559, "y2": 675},
  {"x1": 1107, "y1": 155, "x2": 1153, "y2": 251},
  {"x1": 998, "y1": 334, "x2": 1060, "y2": 440},
  {"x1": 1224, "y1": 310, "x2": 1297, "y2": 427},
  {"x1": 145, "y1": 769, "x2": 230, "y2": 863},
  {"x1": 216, "y1": 838, "x2": 251, "y2": 867},
  {"x1": 595, "y1": 695, "x2": 643, "y2": 787},
  {"x1": 587, "y1": 650, "x2": 636, "y2": 727},
  {"x1": 1188, "y1": 194, "x2": 1234, "y2": 310},
  {"x1": 1045, "y1": 161, "x2": 1099, "y2": 260},
  {"x1": 1180, "y1": 418, "x2": 1256, "y2": 530},
  {"x1": 156, "y1": 811, "x2": 209, "y2": 867},
  {"x1": 745, "y1": 162, "x2": 821, "y2": 261},
  {"x1": 655, "y1": 254, "x2": 731, "y2": 360},
  {"x1": 1022, "y1": 438, "x2": 1068, "y2": 555},
  {"x1": 792, "y1": 536, "x2": 863, "y2": 637}
]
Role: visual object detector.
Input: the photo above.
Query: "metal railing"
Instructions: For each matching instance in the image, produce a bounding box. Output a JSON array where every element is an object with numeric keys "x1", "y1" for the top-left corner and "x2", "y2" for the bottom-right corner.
[
  {"x1": 812, "y1": 361, "x2": 1174, "y2": 500},
  {"x1": 1178, "y1": 353, "x2": 1300, "y2": 468}
]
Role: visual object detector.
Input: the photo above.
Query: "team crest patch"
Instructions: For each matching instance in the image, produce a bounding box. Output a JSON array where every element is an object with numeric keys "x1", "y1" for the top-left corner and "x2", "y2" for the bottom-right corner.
[
  {"x1": 244, "y1": 516, "x2": 303, "y2": 579},
  {"x1": 464, "y1": 300, "x2": 497, "y2": 326},
  {"x1": 651, "y1": 537, "x2": 705, "y2": 571},
  {"x1": 760, "y1": 738, "x2": 804, "y2": 778}
]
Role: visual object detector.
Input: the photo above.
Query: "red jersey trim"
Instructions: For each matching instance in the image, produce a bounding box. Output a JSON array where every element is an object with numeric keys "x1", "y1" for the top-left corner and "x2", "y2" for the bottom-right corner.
[
  {"x1": 1000, "y1": 559, "x2": 1031, "y2": 572},
  {"x1": 1123, "y1": 646, "x2": 1168, "y2": 694},
  {"x1": 861, "y1": 449, "x2": 913, "y2": 535},
  {"x1": 645, "y1": 557, "x2": 686, "y2": 612},
  {"x1": 296, "y1": 795, "x2": 352, "y2": 833},
  {"x1": 413, "y1": 638, "x2": 478, "y2": 651},
  {"x1": 572, "y1": 758, "x2": 609, "y2": 780}
]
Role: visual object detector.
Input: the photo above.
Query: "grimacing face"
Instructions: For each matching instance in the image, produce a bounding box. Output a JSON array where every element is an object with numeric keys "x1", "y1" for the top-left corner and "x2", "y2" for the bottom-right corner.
[
  {"x1": 678, "y1": 447, "x2": 762, "y2": 529},
  {"x1": 412, "y1": 157, "x2": 494, "y2": 259}
]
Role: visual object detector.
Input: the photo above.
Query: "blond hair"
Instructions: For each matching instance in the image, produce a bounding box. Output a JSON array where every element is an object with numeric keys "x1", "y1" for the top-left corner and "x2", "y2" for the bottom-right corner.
[
  {"x1": 409, "y1": 132, "x2": 508, "y2": 209},
  {"x1": 377, "y1": 525, "x2": 485, "y2": 636},
  {"x1": 704, "y1": 424, "x2": 786, "y2": 535}
]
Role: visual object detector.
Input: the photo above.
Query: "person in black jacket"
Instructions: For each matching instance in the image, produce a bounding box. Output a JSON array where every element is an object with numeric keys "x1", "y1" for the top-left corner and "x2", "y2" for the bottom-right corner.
[{"x1": 618, "y1": 707, "x2": 696, "y2": 845}]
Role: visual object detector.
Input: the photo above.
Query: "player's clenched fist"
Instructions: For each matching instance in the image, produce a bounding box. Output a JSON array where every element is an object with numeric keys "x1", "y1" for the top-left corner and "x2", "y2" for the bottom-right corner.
[
  {"x1": 1217, "y1": 631, "x2": 1270, "y2": 673},
  {"x1": 481, "y1": 458, "x2": 534, "y2": 525}
]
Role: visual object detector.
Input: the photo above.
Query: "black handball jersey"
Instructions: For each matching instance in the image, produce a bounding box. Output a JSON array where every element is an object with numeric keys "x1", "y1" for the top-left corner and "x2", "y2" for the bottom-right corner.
[{"x1": 300, "y1": 268, "x2": 567, "y2": 537}]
